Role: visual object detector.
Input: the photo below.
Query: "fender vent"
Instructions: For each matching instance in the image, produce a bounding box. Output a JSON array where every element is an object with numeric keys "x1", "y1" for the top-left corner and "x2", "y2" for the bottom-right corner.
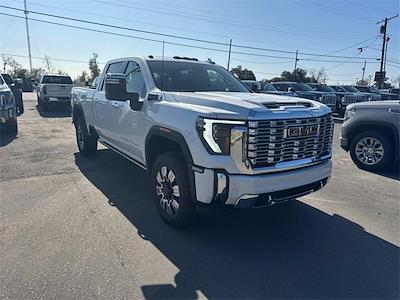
[{"x1": 263, "y1": 102, "x2": 313, "y2": 109}]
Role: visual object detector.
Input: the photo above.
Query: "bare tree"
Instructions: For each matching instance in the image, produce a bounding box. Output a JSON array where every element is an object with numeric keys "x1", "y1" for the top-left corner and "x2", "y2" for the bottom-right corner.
[
  {"x1": 2, "y1": 55, "x2": 13, "y2": 73},
  {"x1": 89, "y1": 53, "x2": 101, "y2": 80},
  {"x1": 311, "y1": 68, "x2": 328, "y2": 84},
  {"x1": 43, "y1": 55, "x2": 55, "y2": 74}
]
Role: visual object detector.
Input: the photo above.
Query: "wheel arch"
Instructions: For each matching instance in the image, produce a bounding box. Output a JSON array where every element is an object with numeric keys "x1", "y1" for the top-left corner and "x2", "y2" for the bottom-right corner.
[{"x1": 348, "y1": 121, "x2": 399, "y2": 155}]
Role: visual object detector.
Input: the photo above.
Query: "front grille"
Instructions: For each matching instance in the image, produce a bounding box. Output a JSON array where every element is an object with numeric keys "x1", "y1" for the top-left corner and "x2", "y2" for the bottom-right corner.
[
  {"x1": 322, "y1": 95, "x2": 336, "y2": 105},
  {"x1": 247, "y1": 113, "x2": 333, "y2": 168},
  {"x1": 345, "y1": 95, "x2": 357, "y2": 104}
]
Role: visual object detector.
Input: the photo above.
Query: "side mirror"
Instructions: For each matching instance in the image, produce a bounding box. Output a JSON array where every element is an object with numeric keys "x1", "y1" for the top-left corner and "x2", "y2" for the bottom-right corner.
[
  {"x1": 288, "y1": 87, "x2": 294, "y2": 92},
  {"x1": 105, "y1": 73, "x2": 141, "y2": 110},
  {"x1": 85, "y1": 81, "x2": 90, "y2": 87}
]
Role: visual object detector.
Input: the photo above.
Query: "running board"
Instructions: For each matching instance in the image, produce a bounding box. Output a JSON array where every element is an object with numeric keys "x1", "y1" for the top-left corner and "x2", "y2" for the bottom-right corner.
[{"x1": 98, "y1": 139, "x2": 147, "y2": 171}]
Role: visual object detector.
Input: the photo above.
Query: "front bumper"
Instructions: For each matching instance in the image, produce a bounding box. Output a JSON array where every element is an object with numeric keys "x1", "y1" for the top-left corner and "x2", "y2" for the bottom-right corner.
[
  {"x1": 340, "y1": 137, "x2": 349, "y2": 151},
  {"x1": 0, "y1": 108, "x2": 15, "y2": 123},
  {"x1": 43, "y1": 96, "x2": 71, "y2": 102},
  {"x1": 193, "y1": 159, "x2": 332, "y2": 208}
]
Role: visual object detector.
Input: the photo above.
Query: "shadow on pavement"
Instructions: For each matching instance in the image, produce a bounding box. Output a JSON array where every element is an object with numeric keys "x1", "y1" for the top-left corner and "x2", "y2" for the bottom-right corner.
[
  {"x1": 36, "y1": 103, "x2": 71, "y2": 118},
  {"x1": 75, "y1": 149, "x2": 399, "y2": 299},
  {"x1": 369, "y1": 165, "x2": 400, "y2": 181}
]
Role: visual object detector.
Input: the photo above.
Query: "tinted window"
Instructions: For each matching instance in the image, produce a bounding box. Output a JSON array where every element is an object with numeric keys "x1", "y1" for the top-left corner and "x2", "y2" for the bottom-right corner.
[
  {"x1": 0, "y1": 75, "x2": 4, "y2": 85},
  {"x1": 355, "y1": 86, "x2": 369, "y2": 92},
  {"x1": 330, "y1": 86, "x2": 345, "y2": 92},
  {"x1": 147, "y1": 60, "x2": 248, "y2": 92},
  {"x1": 42, "y1": 75, "x2": 72, "y2": 84},
  {"x1": 125, "y1": 61, "x2": 146, "y2": 98},
  {"x1": 106, "y1": 62, "x2": 125, "y2": 74},
  {"x1": 263, "y1": 83, "x2": 277, "y2": 91},
  {"x1": 272, "y1": 83, "x2": 290, "y2": 91},
  {"x1": 293, "y1": 83, "x2": 314, "y2": 91},
  {"x1": 1, "y1": 74, "x2": 13, "y2": 85},
  {"x1": 343, "y1": 86, "x2": 361, "y2": 93},
  {"x1": 315, "y1": 85, "x2": 335, "y2": 92}
]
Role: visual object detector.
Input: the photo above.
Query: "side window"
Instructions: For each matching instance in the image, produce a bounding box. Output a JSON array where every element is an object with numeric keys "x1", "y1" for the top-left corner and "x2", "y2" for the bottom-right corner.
[
  {"x1": 125, "y1": 61, "x2": 146, "y2": 98},
  {"x1": 101, "y1": 62, "x2": 125, "y2": 90}
]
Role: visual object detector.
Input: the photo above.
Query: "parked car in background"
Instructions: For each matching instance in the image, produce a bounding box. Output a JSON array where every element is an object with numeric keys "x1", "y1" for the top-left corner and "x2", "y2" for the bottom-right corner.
[
  {"x1": 271, "y1": 81, "x2": 336, "y2": 110},
  {"x1": 261, "y1": 82, "x2": 294, "y2": 96},
  {"x1": 241, "y1": 80, "x2": 261, "y2": 92},
  {"x1": 340, "y1": 100, "x2": 399, "y2": 171},
  {"x1": 0, "y1": 74, "x2": 18, "y2": 135},
  {"x1": 1, "y1": 73, "x2": 24, "y2": 115},
  {"x1": 341, "y1": 85, "x2": 377, "y2": 102},
  {"x1": 329, "y1": 85, "x2": 360, "y2": 116},
  {"x1": 354, "y1": 86, "x2": 398, "y2": 100},
  {"x1": 71, "y1": 56, "x2": 333, "y2": 227},
  {"x1": 388, "y1": 88, "x2": 399, "y2": 96},
  {"x1": 21, "y1": 78, "x2": 35, "y2": 92},
  {"x1": 37, "y1": 75, "x2": 74, "y2": 111}
]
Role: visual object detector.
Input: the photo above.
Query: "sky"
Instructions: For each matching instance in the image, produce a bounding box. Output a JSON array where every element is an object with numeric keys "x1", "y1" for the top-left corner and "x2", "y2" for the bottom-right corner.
[{"x1": 1, "y1": 0, "x2": 399, "y2": 85}]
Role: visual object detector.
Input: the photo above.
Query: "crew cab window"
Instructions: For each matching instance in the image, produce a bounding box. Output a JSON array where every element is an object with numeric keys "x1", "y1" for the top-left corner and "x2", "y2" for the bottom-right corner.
[
  {"x1": 125, "y1": 61, "x2": 146, "y2": 98},
  {"x1": 41, "y1": 75, "x2": 72, "y2": 84}
]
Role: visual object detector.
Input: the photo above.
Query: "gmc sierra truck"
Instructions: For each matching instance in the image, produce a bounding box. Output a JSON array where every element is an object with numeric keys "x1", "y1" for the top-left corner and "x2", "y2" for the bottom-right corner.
[
  {"x1": 71, "y1": 56, "x2": 333, "y2": 227},
  {"x1": 0, "y1": 74, "x2": 18, "y2": 135},
  {"x1": 37, "y1": 75, "x2": 74, "y2": 111}
]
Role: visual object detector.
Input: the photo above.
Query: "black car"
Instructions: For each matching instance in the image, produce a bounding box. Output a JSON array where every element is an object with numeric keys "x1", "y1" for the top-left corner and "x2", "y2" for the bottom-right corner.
[
  {"x1": 1, "y1": 74, "x2": 24, "y2": 115},
  {"x1": 260, "y1": 82, "x2": 295, "y2": 96},
  {"x1": 241, "y1": 80, "x2": 262, "y2": 92},
  {"x1": 355, "y1": 86, "x2": 398, "y2": 100},
  {"x1": 341, "y1": 85, "x2": 375, "y2": 102},
  {"x1": 325, "y1": 85, "x2": 359, "y2": 116},
  {"x1": 271, "y1": 81, "x2": 336, "y2": 110}
]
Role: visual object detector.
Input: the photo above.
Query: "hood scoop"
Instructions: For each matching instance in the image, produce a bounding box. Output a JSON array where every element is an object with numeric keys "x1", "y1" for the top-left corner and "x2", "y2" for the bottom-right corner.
[{"x1": 262, "y1": 101, "x2": 313, "y2": 110}]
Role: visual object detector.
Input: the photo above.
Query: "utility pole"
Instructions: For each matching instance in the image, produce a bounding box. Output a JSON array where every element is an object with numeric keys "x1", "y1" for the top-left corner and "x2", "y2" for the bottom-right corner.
[
  {"x1": 293, "y1": 49, "x2": 299, "y2": 82},
  {"x1": 24, "y1": 0, "x2": 33, "y2": 73},
  {"x1": 383, "y1": 37, "x2": 390, "y2": 72},
  {"x1": 227, "y1": 39, "x2": 232, "y2": 71},
  {"x1": 361, "y1": 60, "x2": 366, "y2": 83},
  {"x1": 377, "y1": 14, "x2": 398, "y2": 89}
]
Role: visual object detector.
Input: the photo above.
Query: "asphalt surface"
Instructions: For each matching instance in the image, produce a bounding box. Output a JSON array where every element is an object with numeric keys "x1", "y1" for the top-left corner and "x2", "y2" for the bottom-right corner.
[{"x1": 0, "y1": 93, "x2": 399, "y2": 299}]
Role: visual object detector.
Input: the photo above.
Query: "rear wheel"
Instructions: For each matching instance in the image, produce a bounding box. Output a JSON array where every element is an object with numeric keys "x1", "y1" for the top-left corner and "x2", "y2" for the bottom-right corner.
[
  {"x1": 75, "y1": 116, "x2": 97, "y2": 156},
  {"x1": 350, "y1": 130, "x2": 393, "y2": 171},
  {"x1": 150, "y1": 152, "x2": 195, "y2": 227}
]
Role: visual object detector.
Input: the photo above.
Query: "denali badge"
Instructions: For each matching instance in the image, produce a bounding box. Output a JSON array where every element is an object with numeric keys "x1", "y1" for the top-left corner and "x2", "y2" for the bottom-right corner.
[{"x1": 284, "y1": 124, "x2": 320, "y2": 138}]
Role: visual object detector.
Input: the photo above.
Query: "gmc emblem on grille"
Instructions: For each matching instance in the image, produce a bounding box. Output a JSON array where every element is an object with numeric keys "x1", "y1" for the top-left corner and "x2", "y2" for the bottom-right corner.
[{"x1": 284, "y1": 124, "x2": 320, "y2": 138}]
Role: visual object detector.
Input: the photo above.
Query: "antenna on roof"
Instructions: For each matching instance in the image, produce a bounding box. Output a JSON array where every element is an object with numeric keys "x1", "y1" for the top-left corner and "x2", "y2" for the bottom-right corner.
[{"x1": 161, "y1": 41, "x2": 165, "y2": 93}]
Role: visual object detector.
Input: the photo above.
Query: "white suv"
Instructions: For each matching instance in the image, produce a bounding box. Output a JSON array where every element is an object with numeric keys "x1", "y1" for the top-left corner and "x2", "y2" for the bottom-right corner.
[{"x1": 72, "y1": 56, "x2": 333, "y2": 227}]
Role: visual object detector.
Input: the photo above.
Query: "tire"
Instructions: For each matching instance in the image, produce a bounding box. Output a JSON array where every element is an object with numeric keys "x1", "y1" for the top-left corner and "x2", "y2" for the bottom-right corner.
[
  {"x1": 74, "y1": 116, "x2": 97, "y2": 156},
  {"x1": 350, "y1": 130, "x2": 393, "y2": 171},
  {"x1": 150, "y1": 152, "x2": 196, "y2": 227},
  {"x1": 6, "y1": 118, "x2": 18, "y2": 135}
]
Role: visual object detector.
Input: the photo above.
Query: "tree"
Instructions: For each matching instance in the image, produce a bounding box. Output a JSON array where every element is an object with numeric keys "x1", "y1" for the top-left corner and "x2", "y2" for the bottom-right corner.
[
  {"x1": 2, "y1": 55, "x2": 13, "y2": 73},
  {"x1": 230, "y1": 65, "x2": 256, "y2": 80},
  {"x1": 89, "y1": 53, "x2": 101, "y2": 80},
  {"x1": 311, "y1": 68, "x2": 328, "y2": 84},
  {"x1": 75, "y1": 71, "x2": 89, "y2": 86},
  {"x1": 356, "y1": 79, "x2": 369, "y2": 86},
  {"x1": 43, "y1": 55, "x2": 55, "y2": 74},
  {"x1": 267, "y1": 68, "x2": 316, "y2": 83}
]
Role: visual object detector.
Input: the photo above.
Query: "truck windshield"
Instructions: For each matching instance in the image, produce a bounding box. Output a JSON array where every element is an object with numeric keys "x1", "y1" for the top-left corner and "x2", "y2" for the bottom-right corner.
[
  {"x1": 147, "y1": 60, "x2": 249, "y2": 92},
  {"x1": 263, "y1": 83, "x2": 278, "y2": 91},
  {"x1": 1, "y1": 74, "x2": 14, "y2": 85},
  {"x1": 355, "y1": 86, "x2": 370, "y2": 92},
  {"x1": 330, "y1": 86, "x2": 345, "y2": 92},
  {"x1": 293, "y1": 83, "x2": 314, "y2": 91},
  {"x1": 315, "y1": 85, "x2": 335, "y2": 92},
  {"x1": 343, "y1": 86, "x2": 361, "y2": 93},
  {"x1": 42, "y1": 76, "x2": 72, "y2": 84}
]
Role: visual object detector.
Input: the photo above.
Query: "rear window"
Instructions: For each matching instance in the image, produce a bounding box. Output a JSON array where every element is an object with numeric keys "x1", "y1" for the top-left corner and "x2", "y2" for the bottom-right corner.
[
  {"x1": 330, "y1": 86, "x2": 345, "y2": 92},
  {"x1": 42, "y1": 76, "x2": 72, "y2": 84}
]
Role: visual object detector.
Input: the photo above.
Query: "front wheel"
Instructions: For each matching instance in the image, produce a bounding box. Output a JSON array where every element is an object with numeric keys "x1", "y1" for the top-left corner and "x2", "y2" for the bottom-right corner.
[
  {"x1": 75, "y1": 117, "x2": 97, "y2": 156},
  {"x1": 150, "y1": 152, "x2": 196, "y2": 227},
  {"x1": 350, "y1": 130, "x2": 393, "y2": 171}
]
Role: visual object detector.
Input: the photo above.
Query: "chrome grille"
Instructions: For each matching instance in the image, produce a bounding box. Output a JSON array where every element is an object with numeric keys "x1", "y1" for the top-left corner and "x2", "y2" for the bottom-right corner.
[
  {"x1": 247, "y1": 114, "x2": 333, "y2": 168},
  {"x1": 322, "y1": 95, "x2": 336, "y2": 105}
]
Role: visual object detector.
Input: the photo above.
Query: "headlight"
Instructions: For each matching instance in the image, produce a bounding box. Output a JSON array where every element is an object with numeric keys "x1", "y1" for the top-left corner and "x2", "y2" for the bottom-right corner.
[
  {"x1": 344, "y1": 108, "x2": 356, "y2": 121},
  {"x1": 196, "y1": 117, "x2": 245, "y2": 154}
]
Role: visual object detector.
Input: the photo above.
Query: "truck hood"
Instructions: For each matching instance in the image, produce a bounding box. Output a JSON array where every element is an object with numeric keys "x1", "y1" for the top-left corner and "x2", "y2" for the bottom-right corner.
[
  {"x1": 347, "y1": 100, "x2": 400, "y2": 110},
  {"x1": 164, "y1": 91, "x2": 330, "y2": 119}
]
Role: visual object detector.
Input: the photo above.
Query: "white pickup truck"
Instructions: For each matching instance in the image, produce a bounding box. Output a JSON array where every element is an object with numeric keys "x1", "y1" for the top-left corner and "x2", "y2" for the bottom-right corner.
[
  {"x1": 37, "y1": 75, "x2": 74, "y2": 111},
  {"x1": 71, "y1": 56, "x2": 333, "y2": 227}
]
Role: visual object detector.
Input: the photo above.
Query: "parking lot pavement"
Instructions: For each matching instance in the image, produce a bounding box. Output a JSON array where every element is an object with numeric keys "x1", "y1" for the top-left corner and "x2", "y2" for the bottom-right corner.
[{"x1": 0, "y1": 93, "x2": 399, "y2": 299}]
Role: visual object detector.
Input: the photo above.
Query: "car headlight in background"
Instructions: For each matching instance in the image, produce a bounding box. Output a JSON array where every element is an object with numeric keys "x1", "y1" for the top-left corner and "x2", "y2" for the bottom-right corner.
[
  {"x1": 196, "y1": 117, "x2": 245, "y2": 154},
  {"x1": 344, "y1": 108, "x2": 356, "y2": 121}
]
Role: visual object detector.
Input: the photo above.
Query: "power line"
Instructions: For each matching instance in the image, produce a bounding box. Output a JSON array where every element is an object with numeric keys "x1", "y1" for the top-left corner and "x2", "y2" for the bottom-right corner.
[
  {"x1": 0, "y1": 53, "x2": 105, "y2": 64},
  {"x1": 0, "y1": 5, "x2": 382, "y2": 61}
]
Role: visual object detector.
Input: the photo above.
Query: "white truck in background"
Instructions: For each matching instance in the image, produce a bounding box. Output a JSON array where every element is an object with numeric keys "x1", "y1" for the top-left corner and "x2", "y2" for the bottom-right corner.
[
  {"x1": 71, "y1": 56, "x2": 333, "y2": 227},
  {"x1": 37, "y1": 75, "x2": 74, "y2": 111}
]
